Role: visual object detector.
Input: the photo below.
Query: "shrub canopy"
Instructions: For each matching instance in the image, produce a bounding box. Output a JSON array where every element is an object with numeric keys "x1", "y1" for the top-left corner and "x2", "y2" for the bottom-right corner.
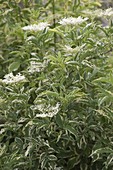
[{"x1": 0, "y1": 0, "x2": 113, "y2": 170}]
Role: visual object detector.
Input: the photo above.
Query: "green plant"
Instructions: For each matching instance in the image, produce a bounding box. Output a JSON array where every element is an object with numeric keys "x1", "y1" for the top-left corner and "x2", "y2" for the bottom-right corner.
[{"x1": 0, "y1": 0, "x2": 113, "y2": 170}]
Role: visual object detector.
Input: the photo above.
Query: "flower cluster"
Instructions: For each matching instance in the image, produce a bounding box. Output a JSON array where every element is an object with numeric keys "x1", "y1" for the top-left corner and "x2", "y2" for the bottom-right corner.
[
  {"x1": 83, "y1": 8, "x2": 113, "y2": 18},
  {"x1": 22, "y1": 22, "x2": 50, "y2": 31},
  {"x1": 22, "y1": 17, "x2": 88, "y2": 31},
  {"x1": 2, "y1": 73, "x2": 25, "y2": 84},
  {"x1": 31, "y1": 103, "x2": 60, "y2": 118},
  {"x1": 99, "y1": 8, "x2": 113, "y2": 17},
  {"x1": 59, "y1": 16, "x2": 88, "y2": 26},
  {"x1": 28, "y1": 59, "x2": 48, "y2": 73}
]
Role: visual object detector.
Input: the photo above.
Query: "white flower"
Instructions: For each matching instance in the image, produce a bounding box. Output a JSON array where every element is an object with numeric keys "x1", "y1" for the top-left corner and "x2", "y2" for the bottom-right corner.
[
  {"x1": 2, "y1": 73, "x2": 25, "y2": 84},
  {"x1": 31, "y1": 103, "x2": 60, "y2": 118},
  {"x1": 28, "y1": 59, "x2": 47, "y2": 73},
  {"x1": 99, "y1": 8, "x2": 113, "y2": 17},
  {"x1": 83, "y1": 8, "x2": 113, "y2": 18},
  {"x1": 22, "y1": 22, "x2": 50, "y2": 31},
  {"x1": 59, "y1": 16, "x2": 88, "y2": 26}
]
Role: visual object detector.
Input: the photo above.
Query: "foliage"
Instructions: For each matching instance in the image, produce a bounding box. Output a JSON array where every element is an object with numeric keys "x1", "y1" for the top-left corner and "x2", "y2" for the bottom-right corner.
[{"x1": 0, "y1": 0, "x2": 113, "y2": 170}]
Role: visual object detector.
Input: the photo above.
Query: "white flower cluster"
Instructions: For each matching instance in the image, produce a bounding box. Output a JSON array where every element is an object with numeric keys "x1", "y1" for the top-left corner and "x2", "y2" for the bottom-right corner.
[
  {"x1": 22, "y1": 22, "x2": 50, "y2": 31},
  {"x1": 99, "y1": 8, "x2": 113, "y2": 17},
  {"x1": 22, "y1": 17, "x2": 88, "y2": 31},
  {"x1": 2, "y1": 73, "x2": 25, "y2": 84},
  {"x1": 31, "y1": 103, "x2": 60, "y2": 118},
  {"x1": 83, "y1": 8, "x2": 113, "y2": 18},
  {"x1": 28, "y1": 60, "x2": 47, "y2": 73},
  {"x1": 59, "y1": 16, "x2": 88, "y2": 26}
]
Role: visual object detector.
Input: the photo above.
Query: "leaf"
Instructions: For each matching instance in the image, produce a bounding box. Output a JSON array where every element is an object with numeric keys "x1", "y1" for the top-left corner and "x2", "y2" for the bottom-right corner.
[
  {"x1": 67, "y1": 156, "x2": 80, "y2": 169},
  {"x1": 25, "y1": 144, "x2": 34, "y2": 157},
  {"x1": 92, "y1": 2, "x2": 101, "y2": 7},
  {"x1": 105, "y1": 153, "x2": 113, "y2": 168},
  {"x1": 15, "y1": 137, "x2": 23, "y2": 147},
  {"x1": 80, "y1": 163, "x2": 88, "y2": 170},
  {"x1": 8, "y1": 61, "x2": 20, "y2": 72},
  {"x1": 96, "y1": 109, "x2": 110, "y2": 119},
  {"x1": 57, "y1": 150, "x2": 74, "y2": 158},
  {"x1": 39, "y1": 90, "x2": 59, "y2": 98},
  {"x1": 91, "y1": 147, "x2": 113, "y2": 157},
  {"x1": 56, "y1": 114, "x2": 63, "y2": 128},
  {"x1": 49, "y1": 28, "x2": 64, "y2": 37},
  {"x1": 0, "y1": 144, "x2": 7, "y2": 157},
  {"x1": 46, "y1": 55, "x2": 58, "y2": 62},
  {"x1": 98, "y1": 96, "x2": 108, "y2": 107},
  {"x1": 41, "y1": 158, "x2": 48, "y2": 169},
  {"x1": 64, "y1": 124, "x2": 77, "y2": 137},
  {"x1": 40, "y1": 152, "x2": 48, "y2": 169},
  {"x1": 48, "y1": 155, "x2": 57, "y2": 161}
]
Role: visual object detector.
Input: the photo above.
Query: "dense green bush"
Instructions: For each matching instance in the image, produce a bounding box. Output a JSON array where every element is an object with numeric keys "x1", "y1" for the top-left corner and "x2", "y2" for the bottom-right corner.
[{"x1": 0, "y1": 0, "x2": 113, "y2": 169}]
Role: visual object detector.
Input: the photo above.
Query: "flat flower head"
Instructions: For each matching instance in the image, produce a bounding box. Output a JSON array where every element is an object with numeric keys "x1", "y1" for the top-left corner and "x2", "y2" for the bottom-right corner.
[
  {"x1": 59, "y1": 16, "x2": 88, "y2": 26},
  {"x1": 31, "y1": 103, "x2": 60, "y2": 118},
  {"x1": 2, "y1": 72, "x2": 25, "y2": 84},
  {"x1": 22, "y1": 22, "x2": 50, "y2": 32},
  {"x1": 86, "y1": 8, "x2": 113, "y2": 18},
  {"x1": 28, "y1": 59, "x2": 48, "y2": 73},
  {"x1": 103, "y1": 8, "x2": 113, "y2": 16},
  {"x1": 28, "y1": 61, "x2": 41, "y2": 73}
]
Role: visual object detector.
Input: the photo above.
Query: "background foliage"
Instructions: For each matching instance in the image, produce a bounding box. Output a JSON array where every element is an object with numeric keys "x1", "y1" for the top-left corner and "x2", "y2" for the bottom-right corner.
[{"x1": 0, "y1": 0, "x2": 113, "y2": 170}]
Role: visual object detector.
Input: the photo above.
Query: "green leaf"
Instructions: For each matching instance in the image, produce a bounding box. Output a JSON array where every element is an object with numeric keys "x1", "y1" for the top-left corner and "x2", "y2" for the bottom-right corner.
[
  {"x1": 15, "y1": 137, "x2": 23, "y2": 147},
  {"x1": 67, "y1": 156, "x2": 80, "y2": 169},
  {"x1": 48, "y1": 155, "x2": 57, "y2": 161},
  {"x1": 39, "y1": 90, "x2": 59, "y2": 98},
  {"x1": 25, "y1": 144, "x2": 34, "y2": 157},
  {"x1": 80, "y1": 163, "x2": 88, "y2": 170},
  {"x1": 8, "y1": 61, "x2": 20, "y2": 72},
  {"x1": 64, "y1": 124, "x2": 77, "y2": 137},
  {"x1": 0, "y1": 144, "x2": 7, "y2": 157},
  {"x1": 57, "y1": 150, "x2": 74, "y2": 158},
  {"x1": 49, "y1": 28, "x2": 64, "y2": 37},
  {"x1": 91, "y1": 147, "x2": 113, "y2": 157},
  {"x1": 56, "y1": 114, "x2": 63, "y2": 128},
  {"x1": 105, "y1": 153, "x2": 113, "y2": 168}
]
